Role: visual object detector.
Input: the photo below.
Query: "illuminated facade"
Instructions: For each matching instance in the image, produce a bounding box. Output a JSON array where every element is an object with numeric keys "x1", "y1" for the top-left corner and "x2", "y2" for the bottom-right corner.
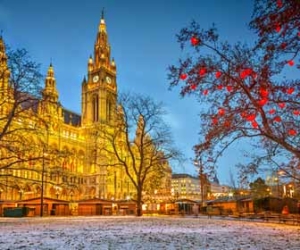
[
  {"x1": 0, "y1": 14, "x2": 170, "y2": 202},
  {"x1": 171, "y1": 174, "x2": 201, "y2": 200}
]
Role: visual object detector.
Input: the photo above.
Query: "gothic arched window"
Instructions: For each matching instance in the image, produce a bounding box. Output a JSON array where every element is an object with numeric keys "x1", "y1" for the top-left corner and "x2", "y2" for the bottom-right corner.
[
  {"x1": 107, "y1": 100, "x2": 112, "y2": 122},
  {"x1": 92, "y1": 94, "x2": 99, "y2": 122}
]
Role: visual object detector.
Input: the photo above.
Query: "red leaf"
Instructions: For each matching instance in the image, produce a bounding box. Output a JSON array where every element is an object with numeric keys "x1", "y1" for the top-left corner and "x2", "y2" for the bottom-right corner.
[
  {"x1": 269, "y1": 109, "x2": 276, "y2": 115},
  {"x1": 288, "y1": 60, "x2": 294, "y2": 66},
  {"x1": 274, "y1": 116, "x2": 281, "y2": 122},
  {"x1": 275, "y1": 24, "x2": 281, "y2": 33},
  {"x1": 212, "y1": 118, "x2": 218, "y2": 125},
  {"x1": 199, "y1": 68, "x2": 207, "y2": 76},
  {"x1": 280, "y1": 42, "x2": 287, "y2": 49},
  {"x1": 240, "y1": 112, "x2": 247, "y2": 118},
  {"x1": 217, "y1": 85, "x2": 223, "y2": 90},
  {"x1": 215, "y1": 71, "x2": 222, "y2": 79},
  {"x1": 203, "y1": 89, "x2": 208, "y2": 95},
  {"x1": 191, "y1": 84, "x2": 197, "y2": 90},
  {"x1": 226, "y1": 86, "x2": 233, "y2": 92},
  {"x1": 288, "y1": 129, "x2": 297, "y2": 136},
  {"x1": 293, "y1": 110, "x2": 300, "y2": 116},
  {"x1": 180, "y1": 73, "x2": 187, "y2": 80},
  {"x1": 286, "y1": 88, "x2": 294, "y2": 94},
  {"x1": 278, "y1": 103, "x2": 285, "y2": 109},
  {"x1": 224, "y1": 120, "x2": 231, "y2": 127},
  {"x1": 191, "y1": 36, "x2": 200, "y2": 46},
  {"x1": 258, "y1": 99, "x2": 268, "y2": 106},
  {"x1": 259, "y1": 88, "x2": 268, "y2": 98},
  {"x1": 246, "y1": 114, "x2": 256, "y2": 121},
  {"x1": 251, "y1": 121, "x2": 258, "y2": 128},
  {"x1": 240, "y1": 68, "x2": 252, "y2": 79},
  {"x1": 277, "y1": 0, "x2": 282, "y2": 8},
  {"x1": 218, "y1": 108, "x2": 225, "y2": 116}
]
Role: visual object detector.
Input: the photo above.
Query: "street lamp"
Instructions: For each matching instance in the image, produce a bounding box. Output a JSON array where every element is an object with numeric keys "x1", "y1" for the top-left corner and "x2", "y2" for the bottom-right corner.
[
  {"x1": 194, "y1": 159, "x2": 205, "y2": 207},
  {"x1": 55, "y1": 186, "x2": 61, "y2": 199},
  {"x1": 40, "y1": 149, "x2": 48, "y2": 217},
  {"x1": 18, "y1": 189, "x2": 24, "y2": 200}
]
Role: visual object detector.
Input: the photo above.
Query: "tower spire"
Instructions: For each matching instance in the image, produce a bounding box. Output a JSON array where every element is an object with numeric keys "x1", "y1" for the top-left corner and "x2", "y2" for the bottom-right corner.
[
  {"x1": 99, "y1": 8, "x2": 106, "y2": 33},
  {"x1": 42, "y1": 62, "x2": 58, "y2": 102},
  {"x1": 101, "y1": 8, "x2": 105, "y2": 20}
]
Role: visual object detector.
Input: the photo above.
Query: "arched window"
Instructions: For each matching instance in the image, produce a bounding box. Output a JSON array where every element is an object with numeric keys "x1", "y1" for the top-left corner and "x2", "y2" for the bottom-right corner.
[
  {"x1": 92, "y1": 94, "x2": 99, "y2": 122},
  {"x1": 106, "y1": 100, "x2": 112, "y2": 122}
]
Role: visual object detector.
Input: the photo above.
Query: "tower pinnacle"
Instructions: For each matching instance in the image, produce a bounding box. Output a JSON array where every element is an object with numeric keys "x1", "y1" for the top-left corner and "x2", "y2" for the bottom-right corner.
[
  {"x1": 99, "y1": 8, "x2": 106, "y2": 33},
  {"x1": 42, "y1": 63, "x2": 58, "y2": 102},
  {"x1": 101, "y1": 8, "x2": 105, "y2": 20}
]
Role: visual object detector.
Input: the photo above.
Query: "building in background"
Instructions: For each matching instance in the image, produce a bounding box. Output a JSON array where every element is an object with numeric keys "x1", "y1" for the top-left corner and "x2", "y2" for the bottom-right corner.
[
  {"x1": 171, "y1": 174, "x2": 202, "y2": 200},
  {"x1": 0, "y1": 14, "x2": 171, "y2": 203}
]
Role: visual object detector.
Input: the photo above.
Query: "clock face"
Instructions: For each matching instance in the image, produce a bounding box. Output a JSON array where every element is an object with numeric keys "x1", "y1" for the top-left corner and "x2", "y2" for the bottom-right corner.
[
  {"x1": 93, "y1": 75, "x2": 99, "y2": 83},
  {"x1": 106, "y1": 76, "x2": 112, "y2": 84}
]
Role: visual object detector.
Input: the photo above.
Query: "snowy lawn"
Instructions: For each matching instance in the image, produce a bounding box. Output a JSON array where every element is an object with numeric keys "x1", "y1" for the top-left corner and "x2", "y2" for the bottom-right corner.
[{"x1": 0, "y1": 216, "x2": 300, "y2": 250}]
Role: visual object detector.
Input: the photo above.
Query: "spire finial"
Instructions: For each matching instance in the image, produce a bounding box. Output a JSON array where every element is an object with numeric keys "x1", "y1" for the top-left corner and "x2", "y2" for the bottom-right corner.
[
  {"x1": 101, "y1": 8, "x2": 105, "y2": 19},
  {"x1": 0, "y1": 30, "x2": 3, "y2": 39},
  {"x1": 50, "y1": 57, "x2": 53, "y2": 67}
]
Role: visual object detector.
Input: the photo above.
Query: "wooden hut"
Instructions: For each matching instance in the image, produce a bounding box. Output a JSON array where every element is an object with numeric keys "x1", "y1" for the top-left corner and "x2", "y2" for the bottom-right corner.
[{"x1": 77, "y1": 198, "x2": 113, "y2": 216}]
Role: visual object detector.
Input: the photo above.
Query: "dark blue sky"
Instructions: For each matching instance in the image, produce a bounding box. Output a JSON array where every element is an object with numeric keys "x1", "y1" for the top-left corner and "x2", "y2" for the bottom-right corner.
[{"x1": 1, "y1": 0, "x2": 256, "y2": 184}]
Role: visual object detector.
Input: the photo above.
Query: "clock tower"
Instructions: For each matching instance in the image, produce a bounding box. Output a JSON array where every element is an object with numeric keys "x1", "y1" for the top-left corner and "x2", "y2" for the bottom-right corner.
[{"x1": 81, "y1": 11, "x2": 117, "y2": 126}]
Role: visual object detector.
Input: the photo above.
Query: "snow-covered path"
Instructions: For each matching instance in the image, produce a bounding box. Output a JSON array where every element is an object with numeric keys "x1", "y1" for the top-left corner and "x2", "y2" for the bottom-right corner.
[{"x1": 0, "y1": 216, "x2": 299, "y2": 249}]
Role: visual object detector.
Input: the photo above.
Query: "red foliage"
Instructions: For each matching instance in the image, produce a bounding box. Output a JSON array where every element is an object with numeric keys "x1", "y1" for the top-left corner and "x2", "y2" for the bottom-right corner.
[
  {"x1": 190, "y1": 36, "x2": 200, "y2": 46},
  {"x1": 168, "y1": 0, "x2": 300, "y2": 169},
  {"x1": 274, "y1": 116, "x2": 282, "y2": 122},
  {"x1": 288, "y1": 129, "x2": 297, "y2": 136},
  {"x1": 293, "y1": 110, "x2": 300, "y2": 116},
  {"x1": 215, "y1": 71, "x2": 222, "y2": 79},
  {"x1": 288, "y1": 60, "x2": 294, "y2": 66},
  {"x1": 269, "y1": 109, "x2": 276, "y2": 114},
  {"x1": 199, "y1": 67, "x2": 207, "y2": 76},
  {"x1": 218, "y1": 108, "x2": 225, "y2": 116},
  {"x1": 180, "y1": 73, "x2": 187, "y2": 80}
]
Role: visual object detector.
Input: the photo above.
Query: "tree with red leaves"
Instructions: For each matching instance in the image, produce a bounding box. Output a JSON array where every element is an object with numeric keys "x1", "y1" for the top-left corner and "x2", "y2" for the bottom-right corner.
[{"x1": 168, "y1": 0, "x2": 300, "y2": 179}]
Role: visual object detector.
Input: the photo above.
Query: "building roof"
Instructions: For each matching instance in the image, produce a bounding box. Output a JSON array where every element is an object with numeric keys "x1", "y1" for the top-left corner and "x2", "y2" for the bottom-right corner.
[
  {"x1": 62, "y1": 108, "x2": 81, "y2": 127},
  {"x1": 172, "y1": 173, "x2": 198, "y2": 180}
]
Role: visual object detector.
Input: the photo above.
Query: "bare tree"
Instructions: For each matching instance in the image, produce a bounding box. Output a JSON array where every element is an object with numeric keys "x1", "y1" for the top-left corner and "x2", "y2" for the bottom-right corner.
[
  {"x1": 0, "y1": 40, "x2": 44, "y2": 193},
  {"x1": 98, "y1": 93, "x2": 181, "y2": 216},
  {"x1": 167, "y1": 0, "x2": 300, "y2": 178}
]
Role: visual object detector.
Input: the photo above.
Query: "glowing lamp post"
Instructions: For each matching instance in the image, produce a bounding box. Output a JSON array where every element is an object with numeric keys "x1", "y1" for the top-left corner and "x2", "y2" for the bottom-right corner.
[
  {"x1": 194, "y1": 159, "x2": 205, "y2": 207},
  {"x1": 40, "y1": 150, "x2": 48, "y2": 217}
]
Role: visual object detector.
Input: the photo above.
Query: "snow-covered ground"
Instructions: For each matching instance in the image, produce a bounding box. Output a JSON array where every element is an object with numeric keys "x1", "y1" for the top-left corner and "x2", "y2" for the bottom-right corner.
[{"x1": 0, "y1": 216, "x2": 299, "y2": 249}]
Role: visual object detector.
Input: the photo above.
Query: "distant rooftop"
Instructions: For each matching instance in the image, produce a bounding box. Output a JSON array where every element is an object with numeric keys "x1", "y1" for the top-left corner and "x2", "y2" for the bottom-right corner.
[{"x1": 172, "y1": 173, "x2": 198, "y2": 180}]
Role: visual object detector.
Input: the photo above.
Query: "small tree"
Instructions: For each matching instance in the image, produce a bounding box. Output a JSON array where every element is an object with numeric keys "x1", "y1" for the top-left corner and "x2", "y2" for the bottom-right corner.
[
  {"x1": 98, "y1": 93, "x2": 180, "y2": 216},
  {"x1": 168, "y1": 0, "x2": 300, "y2": 178},
  {"x1": 249, "y1": 177, "x2": 269, "y2": 198}
]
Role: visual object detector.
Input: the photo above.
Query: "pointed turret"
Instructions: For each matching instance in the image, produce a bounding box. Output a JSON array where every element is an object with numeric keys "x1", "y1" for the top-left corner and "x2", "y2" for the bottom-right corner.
[
  {"x1": 93, "y1": 9, "x2": 113, "y2": 70},
  {"x1": 82, "y1": 75, "x2": 87, "y2": 85},
  {"x1": 0, "y1": 35, "x2": 10, "y2": 101},
  {"x1": 39, "y1": 63, "x2": 62, "y2": 119},
  {"x1": 42, "y1": 63, "x2": 59, "y2": 103},
  {"x1": 81, "y1": 10, "x2": 117, "y2": 126},
  {"x1": 0, "y1": 35, "x2": 9, "y2": 74},
  {"x1": 98, "y1": 8, "x2": 107, "y2": 34},
  {"x1": 135, "y1": 115, "x2": 145, "y2": 141},
  {"x1": 88, "y1": 55, "x2": 93, "y2": 73}
]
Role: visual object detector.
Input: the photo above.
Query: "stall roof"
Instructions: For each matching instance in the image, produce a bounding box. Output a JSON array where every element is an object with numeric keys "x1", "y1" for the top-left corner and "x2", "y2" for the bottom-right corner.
[{"x1": 17, "y1": 197, "x2": 69, "y2": 204}]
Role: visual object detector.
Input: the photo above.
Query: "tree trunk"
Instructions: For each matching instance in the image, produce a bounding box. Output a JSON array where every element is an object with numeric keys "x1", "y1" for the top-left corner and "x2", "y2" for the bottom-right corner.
[{"x1": 136, "y1": 188, "x2": 143, "y2": 216}]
